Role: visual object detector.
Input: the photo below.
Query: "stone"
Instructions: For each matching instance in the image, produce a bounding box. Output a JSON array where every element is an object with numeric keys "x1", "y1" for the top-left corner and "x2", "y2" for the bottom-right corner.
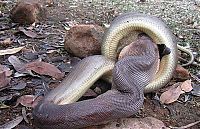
[
  {"x1": 64, "y1": 24, "x2": 104, "y2": 58},
  {"x1": 10, "y1": 0, "x2": 46, "y2": 25}
]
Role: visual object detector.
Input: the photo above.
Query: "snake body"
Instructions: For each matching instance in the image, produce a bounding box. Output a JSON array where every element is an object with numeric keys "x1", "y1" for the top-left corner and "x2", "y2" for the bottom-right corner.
[{"x1": 33, "y1": 13, "x2": 178, "y2": 128}]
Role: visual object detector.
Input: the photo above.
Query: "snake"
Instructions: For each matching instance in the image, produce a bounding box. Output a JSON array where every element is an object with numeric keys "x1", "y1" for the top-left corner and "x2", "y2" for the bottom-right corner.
[{"x1": 33, "y1": 12, "x2": 193, "y2": 129}]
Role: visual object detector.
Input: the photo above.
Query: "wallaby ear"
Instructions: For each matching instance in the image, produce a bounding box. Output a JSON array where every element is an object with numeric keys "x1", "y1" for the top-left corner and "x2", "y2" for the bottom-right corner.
[{"x1": 157, "y1": 44, "x2": 171, "y2": 59}]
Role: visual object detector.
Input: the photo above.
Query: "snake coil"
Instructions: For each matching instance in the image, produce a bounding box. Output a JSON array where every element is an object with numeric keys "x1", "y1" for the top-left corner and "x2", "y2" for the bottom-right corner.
[{"x1": 33, "y1": 13, "x2": 178, "y2": 129}]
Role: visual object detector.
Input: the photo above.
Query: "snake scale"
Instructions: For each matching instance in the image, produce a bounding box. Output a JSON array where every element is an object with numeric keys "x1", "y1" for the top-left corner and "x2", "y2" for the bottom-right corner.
[{"x1": 33, "y1": 13, "x2": 192, "y2": 129}]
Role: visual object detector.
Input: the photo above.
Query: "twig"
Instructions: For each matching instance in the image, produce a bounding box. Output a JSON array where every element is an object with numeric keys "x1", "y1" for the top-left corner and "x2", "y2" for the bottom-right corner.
[
  {"x1": 179, "y1": 57, "x2": 200, "y2": 67},
  {"x1": 22, "y1": 107, "x2": 29, "y2": 124},
  {"x1": 169, "y1": 120, "x2": 200, "y2": 129}
]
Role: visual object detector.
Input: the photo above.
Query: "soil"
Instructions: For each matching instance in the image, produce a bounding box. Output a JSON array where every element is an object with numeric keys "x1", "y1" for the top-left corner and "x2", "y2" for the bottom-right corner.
[{"x1": 0, "y1": 0, "x2": 200, "y2": 129}]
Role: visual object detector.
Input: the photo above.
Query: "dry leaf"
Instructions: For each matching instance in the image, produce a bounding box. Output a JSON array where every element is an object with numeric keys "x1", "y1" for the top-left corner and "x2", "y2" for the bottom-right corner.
[
  {"x1": 10, "y1": 82, "x2": 26, "y2": 90},
  {"x1": 180, "y1": 79, "x2": 193, "y2": 92},
  {"x1": 16, "y1": 95, "x2": 35, "y2": 107},
  {"x1": 0, "y1": 103, "x2": 10, "y2": 109},
  {"x1": 19, "y1": 27, "x2": 38, "y2": 38},
  {"x1": 174, "y1": 65, "x2": 190, "y2": 78},
  {"x1": 25, "y1": 60, "x2": 64, "y2": 79},
  {"x1": 0, "y1": 93, "x2": 20, "y2": 102},
  {"x1": 8, "y1": 55, "x2": 26, "y2": 73},
  {"x1": 0, "y1": 46, "x2": 24, "y2": 56},
  {"x1": 192, "y1": 83, "x2": 200, "y2": 96},
  {"x1": 160, "y1": 83, "x2": 182, "y2": 104},
  {"x1": 16, "y1": 95, "x2": 42, "y2": 108},
  {"x1": 22, "y1": 107, "x2": 29, "y2": 124},
  {"x1": 8, "y1": 56, "x2": 38, "y2": 77},
  {"x1": 0, "y1": 72, "x2": 11, "y2": 91},
  {"x1": 0, "y1": 116, "x2": 23, "y2": 129},
  {"x1": 0, "y1": 38, "x2": 12, "y2": 46},
  {"x1": 0, "y1": 64, "x2": 12, "y2": 76}
]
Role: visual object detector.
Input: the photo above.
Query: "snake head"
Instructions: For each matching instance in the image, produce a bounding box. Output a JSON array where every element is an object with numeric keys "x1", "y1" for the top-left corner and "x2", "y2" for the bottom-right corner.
[{"x1": 157, "y1": 44, "x2": 171, "y2": 59}]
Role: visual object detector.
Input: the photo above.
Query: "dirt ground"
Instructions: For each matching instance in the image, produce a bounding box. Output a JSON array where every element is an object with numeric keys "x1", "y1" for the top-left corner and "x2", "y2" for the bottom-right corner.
[{"x1": 0, "y1": 0, "x2": 200, "y2": 129}]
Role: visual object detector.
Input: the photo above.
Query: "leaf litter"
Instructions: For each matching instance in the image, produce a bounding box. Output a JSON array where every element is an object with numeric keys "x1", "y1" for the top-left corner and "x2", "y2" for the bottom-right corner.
[
  {"x1": 0, "y1": 38, "x2": 13, "y2": 46},
  {"x1": 18, "y1": 27, "x2": 38, "y2": 38},
  {"x1": 0, "y1": 46, "x2": 24, "y2": 56},
  {"x1": 0, "y1": 116, "x2": 23, "y2": 129},
  {"x1": 15, "y1": 95, "x2": 43, "y2": 108},
  {"x1": 8, "y1": 55, "x2": 64, "y2": 79},
  {"x1": 0, "y1": 71, "x2": 11, "y2": 91},
  {"x1": 160, "y1": 80, "x2": 193, "y2": 104},
  {"x1": 25, "y1": 60, "x2": 64, "y2": 79}
]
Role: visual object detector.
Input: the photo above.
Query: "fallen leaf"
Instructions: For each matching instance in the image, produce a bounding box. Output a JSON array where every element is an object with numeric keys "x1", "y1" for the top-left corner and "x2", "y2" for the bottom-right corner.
[
  {"x1": 191, "y1": 83, "x2": 200, "y2": 96},
  {"x1": 0, "y1": 103, "x2": 10, "y2": 109},
  {"x1": 16, "y1": 95, "x2": 35, "y2": 107},
  {"x1": 46, "y1": 49, "x2": 58, "y2": 54},
  {"x1": 23, "y1": 51, "x2": 39, "y2": 60},
  {"x1": 19, "y1": 27, "x2": 38, "y2": 38},
  {"x1": 0, "y1": 71, "x2": 11, "y2": 91},
  {"x1": 180, "y1": 80, "x2": 193, "y2": 92},
  {"x1": 0, "y1": 116, "x2": 23, "y2": 129},
  {"x1": 25, "y1": 60, "x2": 64, "y2": 79},
  {"x1": 0, "y1": 38, "x2": 12, "y2": 46},
  {"x1": 0, "y1": 46, "x2": 24, "y2": 56},
  {"x1": 174, "y1": 65, "x2": 190, "y2": 78},
  {"x1": 14, "y1": 72, "x2": 30, "y2": 78},
  {"x1": 183, "y1": 94, "x2": 192, "y2": 102},
  {"x1": 160, "y1": 83, "x2": 182, "y2": 104},
  {"x1": 8, "y1": 55, "x2": 26, "y2": 73},
  {"x1": 22, "y1": 107, "x2": 29, "y2": 124},
  {"x1": 0, "y1": 64, "x2": 12, "y2": 76},
  {"x1": 0, "y1": 93, "x2": 20, "y2": 102},
  {"x1": 16, "y1": 95, "x2": 43, "y2": 108},
  {"x1": 8, "y1": 56, "x2": 37, "y2": 77},
  {"x1": 0, "y1": 95, "x2": 13, "y2": 102},
  {"x1": 57, "y1": 63, "x2": 72, "y2": 73},
  {"x1": 10, "y1": 82, "x2": 27, "y2": 90}
]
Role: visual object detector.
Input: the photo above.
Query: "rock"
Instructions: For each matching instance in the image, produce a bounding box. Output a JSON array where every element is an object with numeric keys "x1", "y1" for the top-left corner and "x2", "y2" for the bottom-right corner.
[
  {"x1": 10, "y1": 0, "x2": 46, "y2": 24},
  {"x1": 64, "y1": 24, "x2": 104, "y2": 58}
]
